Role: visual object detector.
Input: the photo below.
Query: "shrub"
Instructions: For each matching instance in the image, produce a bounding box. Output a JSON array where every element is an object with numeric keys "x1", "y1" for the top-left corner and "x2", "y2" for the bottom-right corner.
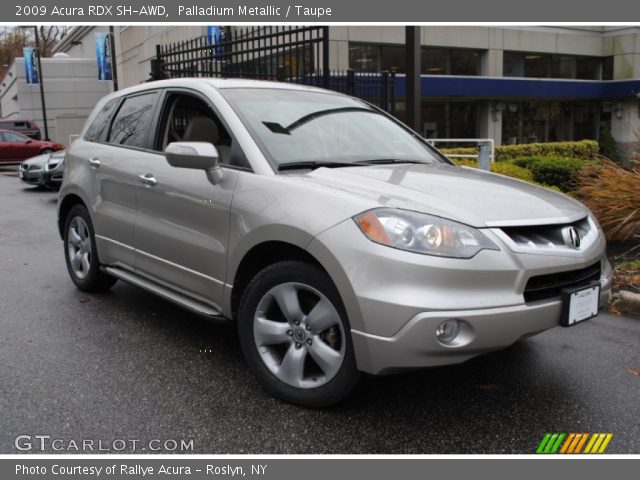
[
  {"x1": 495, "y1": 140, "x2": 599, "y2": 161},
  {"x1": 440, "y1": 140, "x2": 599, "y2": 162},
  {"x1": 489, "y1": 162, "x2": 534, "y2": 182},
  {"x1": 453, "y1": 158, "x2": 478, "y2": 167},
  {"x1": 453, "y1": 157, "x2": 554, "y2": 188},
  {"x1": 598, "y1": 128, "x2": 619, "y2": 163},
  {"x1": 510, "y1": 156, "x2": 539, "y2": 169},
  {"x1": 527, "y1": 157, "x2": 586, "y2": 191},
  {"x1": 575, "y1": 160, "x2": 640, "y2": 241}
]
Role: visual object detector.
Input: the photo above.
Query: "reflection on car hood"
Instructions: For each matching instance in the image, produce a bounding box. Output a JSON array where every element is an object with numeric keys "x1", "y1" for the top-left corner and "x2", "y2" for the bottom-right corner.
[
  {"x1": 21, "y1": 153, "x2": 51, "y2": 167},
  {"x1": 299, "y1": 163, "x2": 588, "y2": 227}
]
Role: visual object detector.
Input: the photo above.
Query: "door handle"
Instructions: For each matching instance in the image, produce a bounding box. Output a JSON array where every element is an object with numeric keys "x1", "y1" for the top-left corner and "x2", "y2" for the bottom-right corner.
[
  {"x1": 138, "y1": 173, "x2": 157, "y2": 186},
  {"x1": 88, "y1": 158, "x2": 101, "y2": 168}
]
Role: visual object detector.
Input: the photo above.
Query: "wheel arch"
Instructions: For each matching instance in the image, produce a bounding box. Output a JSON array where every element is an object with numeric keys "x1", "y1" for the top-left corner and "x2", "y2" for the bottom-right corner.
[
  {"x1": 57, "y1": 193, "x2": 87, "y2": 239},
  {"x1": 229, "y1": 240, "x2": 330, "y2": 321}
]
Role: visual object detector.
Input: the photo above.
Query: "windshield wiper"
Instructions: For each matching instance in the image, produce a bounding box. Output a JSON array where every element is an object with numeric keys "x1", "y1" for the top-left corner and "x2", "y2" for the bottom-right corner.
[
  {"x1": 264, "y1": 107, "x2": 376, "y2": 135},
  {"x1": 278, "y1": 161, "x2": 360, "y2": 171},
  {"x1": 355, "y1": 159, "x2": 424, "y2": 165}
]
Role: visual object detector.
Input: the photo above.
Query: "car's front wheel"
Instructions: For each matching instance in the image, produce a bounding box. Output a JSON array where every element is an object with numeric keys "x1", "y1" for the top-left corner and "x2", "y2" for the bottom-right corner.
[
  {"x1": 238, "y1": 261, "x2": 360, "y2": 407},
  {"x1": 63, "y1": 204, "x2": 117, "y2": 292}
]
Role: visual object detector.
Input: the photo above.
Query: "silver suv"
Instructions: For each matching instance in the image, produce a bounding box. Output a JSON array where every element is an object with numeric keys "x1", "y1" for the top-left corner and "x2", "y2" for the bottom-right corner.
[{"x1": 58, "y1": 79, "x2": 613, "y2": 407}]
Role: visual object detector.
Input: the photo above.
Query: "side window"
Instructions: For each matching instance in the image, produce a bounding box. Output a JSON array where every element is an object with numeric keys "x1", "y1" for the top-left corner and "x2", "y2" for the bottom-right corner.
[
  {"x1": 5, "y1": 132, "x2": 27, "y2": 142},
  {"x1": 84, "y1": 98, "x2": 119, "y2": 143},
  {"x1": 156, "y1": 92, "x2": 251, "y2": 170},
  {"x1": 107, "y1": 92, "x2": 157, "y2": 148}
]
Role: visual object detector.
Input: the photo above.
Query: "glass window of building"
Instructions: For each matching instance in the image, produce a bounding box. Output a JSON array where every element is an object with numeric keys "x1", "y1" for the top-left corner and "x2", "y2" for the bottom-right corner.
[
  {"x1": 551, "y1": 56, "x2": 575, "y2": 79},
  {"x1": 524, "y1": 54, "x2": 550, "y2": 78},
  {"x1": 450, "y1": 49, "x2": 481, "y2": 75},
  {"x1": 576, "y1": 57, "x2": 600, "y2": 80},
  {"x1": 502, "y1": 101, "x2": 598, "y2": 144},
  {"x1": 422, "y1": 48, "x2": 448, "y2": 74},
  {"x1": 574, "y1": 102, "x2": 597, "y2": 140},
  {"x1": 349, "y1": 43, "x2": 482, "y2": 76},
  {"x1": 503, "y1": 52, "x2": 524, "y2": 77},
  {"x1": 602, "y1": 56, "x2": 614, "y2": 80},
  {"x1": 504, "y1": 52, "x2": 607, "y2": 80},
  {"x1": 421, "y1": 101, "x2": 479, "y2": 139},
  {"x1": 381, "y1": 45, "x2": 406, "y2": 72},
  {"x1": 349, "y1": 44, "x2": 380, "y2": 73}
]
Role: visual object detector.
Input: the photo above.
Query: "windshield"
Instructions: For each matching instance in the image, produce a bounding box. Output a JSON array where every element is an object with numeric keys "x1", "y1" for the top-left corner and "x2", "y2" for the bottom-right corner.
[{"x1": 221, "y1": 88, "x2": 445, "y2": 169}]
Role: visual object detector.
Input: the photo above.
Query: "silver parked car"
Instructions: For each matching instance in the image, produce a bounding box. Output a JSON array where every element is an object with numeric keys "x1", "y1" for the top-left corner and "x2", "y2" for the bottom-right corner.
[
  {"x1": 58, "y1": 79, "x2": 613, "y2": 406},
  {"x1": 20, "y1": 151, "x2": 65, "y2": 189}
]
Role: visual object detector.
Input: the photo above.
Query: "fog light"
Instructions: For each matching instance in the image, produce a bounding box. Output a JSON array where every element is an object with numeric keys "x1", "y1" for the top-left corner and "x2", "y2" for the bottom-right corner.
[{"x1": 436, "y1": 319, "x2": 460, "y2": 344}]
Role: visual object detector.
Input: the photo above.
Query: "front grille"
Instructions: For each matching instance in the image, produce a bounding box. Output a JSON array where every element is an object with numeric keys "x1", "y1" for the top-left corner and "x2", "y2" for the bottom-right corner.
[
  {"x1": 524, "y1": 262, "x2": 601, "y2": 303},
  {"x1": 500, "y1": 217, "x2": 592, "y2": 251}
]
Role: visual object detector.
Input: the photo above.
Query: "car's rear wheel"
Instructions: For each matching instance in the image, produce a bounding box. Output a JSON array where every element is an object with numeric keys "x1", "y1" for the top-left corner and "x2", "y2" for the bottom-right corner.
[
  {"x1": 41, "y1": 148, "x2": 53, "y2": 155},
  {"x1": 63, "y1": 204, "x2": 117, "y2": 292},
  {"x1": 238, "y1": 261, "x2": 360, "y2": 407}
]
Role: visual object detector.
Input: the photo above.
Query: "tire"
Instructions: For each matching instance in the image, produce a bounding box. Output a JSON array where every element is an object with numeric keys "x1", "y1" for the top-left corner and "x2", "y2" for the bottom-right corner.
[
  {"x1": 63, "y1": 204, "x2": 117, "y2": 292},
  {"x1": 40, "y1": 148, "x2": 54, "y2": 155},
  {"x1": 238, "y1": 261, "x2": 360, "y2": 407}
]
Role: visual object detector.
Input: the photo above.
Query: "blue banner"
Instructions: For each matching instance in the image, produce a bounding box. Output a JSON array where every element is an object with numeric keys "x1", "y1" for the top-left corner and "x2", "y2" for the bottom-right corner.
[
  {"x1": 207, "y1": 26, "x2": 226, "y2": 57},
  {"x1": 23, "y1": 47, "x2": 39, "y2": 84},
  {"x1": 95, "y1": 32, "x2": 112, "y2": 81}
]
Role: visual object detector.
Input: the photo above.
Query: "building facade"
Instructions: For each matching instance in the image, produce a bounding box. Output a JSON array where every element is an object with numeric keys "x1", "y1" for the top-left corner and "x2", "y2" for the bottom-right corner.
[
  {"x1": 53, "y1": 25, "x2": 640, "y2": 159},
  {"x1": 0, "y1": 56, "x2": 112, "y2": 145}
]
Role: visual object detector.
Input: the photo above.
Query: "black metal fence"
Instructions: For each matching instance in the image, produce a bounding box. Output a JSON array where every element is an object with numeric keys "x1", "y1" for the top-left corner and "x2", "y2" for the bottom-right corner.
[{"x1": 151, "y1": 26, "x2": 395, "y2": 113}]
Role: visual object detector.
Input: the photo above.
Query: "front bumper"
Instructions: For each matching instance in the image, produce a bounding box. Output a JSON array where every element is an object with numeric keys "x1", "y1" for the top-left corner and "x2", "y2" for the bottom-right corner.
[
  {"x1": 43, "y1": 170, "x2": 63, "y2": 187},
  {"x1": 308, "y1": 217, "x2": 613, "y2": 375},
  {"x1": 19, "y1": 168, "x2": 45, "y2": 186}
]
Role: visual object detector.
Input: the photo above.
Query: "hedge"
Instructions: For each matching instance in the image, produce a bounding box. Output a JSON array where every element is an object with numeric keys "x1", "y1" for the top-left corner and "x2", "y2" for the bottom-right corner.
[
  {"x1": 490, "y1": 162, "x2": 535, "y2": 182},
  {"x1": 510, "y1": 156, "x2": 587, "y2": 191},
  {"x1": 440, "y1": 140, "x2": 599, "y2": 162},
  {"x1": 455, "y1": 159, "x2": 534, "y2": 183}
]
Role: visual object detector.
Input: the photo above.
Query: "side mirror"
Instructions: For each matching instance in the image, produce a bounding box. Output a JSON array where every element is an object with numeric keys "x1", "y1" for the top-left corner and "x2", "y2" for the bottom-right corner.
[
  {"x1": 164, "y1": 141, "x2": 223, "y2": 184},
  {"x1": 25, "y1": 139, "x2": 33, "y2": 144}
]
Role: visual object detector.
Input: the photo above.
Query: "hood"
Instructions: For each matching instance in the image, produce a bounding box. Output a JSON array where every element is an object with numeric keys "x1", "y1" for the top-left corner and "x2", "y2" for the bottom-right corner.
[
  {"x1": 22, "y1": 153, "x2": 51, "y2": 167},
  {"x1": 298, "y1": 163, "x2": 587, "y2": 227}
]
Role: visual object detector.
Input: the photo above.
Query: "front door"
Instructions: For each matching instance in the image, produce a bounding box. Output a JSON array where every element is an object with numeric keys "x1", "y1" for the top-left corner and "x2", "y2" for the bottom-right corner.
[{"x1": 132, "y1": 90, "x2": 244, "y2": 310}]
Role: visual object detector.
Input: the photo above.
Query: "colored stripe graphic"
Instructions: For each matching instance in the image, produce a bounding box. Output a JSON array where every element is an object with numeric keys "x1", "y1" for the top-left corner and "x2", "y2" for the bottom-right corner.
[
  {"x1": 537, "y1": 433, "x2": 613, "y2": 454},
  {"x1": 536, "y1": 433, "x2": 566, "y2": 453}
]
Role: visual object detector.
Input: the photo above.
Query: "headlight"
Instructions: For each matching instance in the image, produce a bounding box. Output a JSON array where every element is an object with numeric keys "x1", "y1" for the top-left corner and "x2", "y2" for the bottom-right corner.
[{"x1": 354, "y1": 208, "x2": 499, "y2": 258}]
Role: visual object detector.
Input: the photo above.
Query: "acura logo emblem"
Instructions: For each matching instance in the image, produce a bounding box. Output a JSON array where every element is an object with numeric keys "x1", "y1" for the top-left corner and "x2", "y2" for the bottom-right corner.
[{"x1": 562, "y1": 226, "x2": 581, "y2": 249}]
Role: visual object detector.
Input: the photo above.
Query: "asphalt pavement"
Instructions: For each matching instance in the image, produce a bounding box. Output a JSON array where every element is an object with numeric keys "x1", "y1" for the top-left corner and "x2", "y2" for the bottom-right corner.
[{"x1": 1, "y1": 167, "x2": 639, "y2": 454}]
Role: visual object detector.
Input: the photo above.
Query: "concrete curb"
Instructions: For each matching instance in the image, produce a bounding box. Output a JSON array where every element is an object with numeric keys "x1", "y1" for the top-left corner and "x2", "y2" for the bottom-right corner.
[{"x1": 611, "y1": 291, "x2": 640, "y2": 318}]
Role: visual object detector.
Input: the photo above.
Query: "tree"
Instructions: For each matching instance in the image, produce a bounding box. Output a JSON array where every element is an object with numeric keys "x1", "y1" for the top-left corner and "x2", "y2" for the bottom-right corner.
[{"x1": 0, "y1": 26, "x2": 71, "y2": 81}]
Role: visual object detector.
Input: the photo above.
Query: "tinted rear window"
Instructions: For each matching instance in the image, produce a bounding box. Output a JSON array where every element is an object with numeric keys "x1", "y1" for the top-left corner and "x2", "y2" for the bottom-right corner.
[
  {"x1": 107, "y1": 92, "x2": 157, "y2": 148},
  {"x1": 84, "y1": 98, "x2": 120, "y2": 143}
]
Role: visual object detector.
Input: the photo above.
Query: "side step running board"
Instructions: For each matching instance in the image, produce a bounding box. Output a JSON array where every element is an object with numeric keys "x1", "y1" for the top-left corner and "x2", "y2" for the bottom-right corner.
[{"x1": 104, "y1": 267, "x2": 224, "y2": 318}]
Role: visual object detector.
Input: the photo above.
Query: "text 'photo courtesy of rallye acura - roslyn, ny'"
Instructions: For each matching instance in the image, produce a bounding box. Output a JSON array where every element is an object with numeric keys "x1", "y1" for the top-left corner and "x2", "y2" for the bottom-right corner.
[{"x1": 57, "y1": 78, "x2": 612, "y2": 407}]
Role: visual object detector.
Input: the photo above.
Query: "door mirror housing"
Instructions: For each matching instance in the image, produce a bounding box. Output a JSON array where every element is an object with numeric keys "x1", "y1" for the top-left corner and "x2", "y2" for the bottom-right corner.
[{"x1": 164, "y1": 141, "x2": 223, "y2": 184}]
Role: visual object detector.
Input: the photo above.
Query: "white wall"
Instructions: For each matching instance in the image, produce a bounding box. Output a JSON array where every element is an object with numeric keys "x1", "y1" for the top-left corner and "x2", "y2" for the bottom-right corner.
[{"x1": 0, "y1": 57, "x2": 113, "y2": 144}]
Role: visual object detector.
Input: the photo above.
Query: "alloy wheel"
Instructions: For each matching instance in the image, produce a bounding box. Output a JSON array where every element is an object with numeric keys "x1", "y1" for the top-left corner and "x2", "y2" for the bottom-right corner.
[
  {"x1": 67, "y1": 216, "x2": 92, "y2": 280},
  {"x1": 253, "y1": 282, "x2": 346, "y2": 389}
]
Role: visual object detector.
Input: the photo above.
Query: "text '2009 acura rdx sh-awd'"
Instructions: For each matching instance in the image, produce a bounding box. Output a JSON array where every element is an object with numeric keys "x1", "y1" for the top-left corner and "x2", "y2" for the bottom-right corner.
[{"x1": 58, "y1": 79, "x2": 612, "y2": 406}]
